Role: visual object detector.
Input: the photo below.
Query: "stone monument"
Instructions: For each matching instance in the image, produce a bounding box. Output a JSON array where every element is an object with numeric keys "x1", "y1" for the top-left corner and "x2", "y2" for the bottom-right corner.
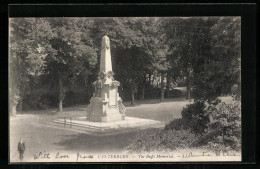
[
  {"x1": 52, "y1": 35, "x2": 160, "y2": 135},
  {"x1": 86, "y1": 35, "x2": 126, "y2": 122}
]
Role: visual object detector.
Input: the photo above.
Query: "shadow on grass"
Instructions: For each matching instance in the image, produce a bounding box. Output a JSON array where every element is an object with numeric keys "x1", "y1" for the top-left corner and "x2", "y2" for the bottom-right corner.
[
  {"x1": 18, "y1": 97, "x2": 189, "y2": 115},
  {"x1": 18, "y1": 107, "x2": 86, "y2": 115},
  {"x1": 54, "y1": 131, "x2": 140, "y2": 153},
  {"x1": 124, "y1": 97, "x2": 189, "y2": 107}
]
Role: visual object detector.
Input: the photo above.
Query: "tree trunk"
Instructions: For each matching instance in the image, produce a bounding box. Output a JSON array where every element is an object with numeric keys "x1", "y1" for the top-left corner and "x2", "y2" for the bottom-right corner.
[
  {"x1": 19, "y1": 99, "x2": 23, "y2": 112},
  {"x1": 151, "y1": 75, "x2": 155, "y2": 86},
  {"x1": 10, "y1": 91, "x2": 20, "y2": 116},
  {"x1": 59, "y1": 99, "x2": 63, "y2": 112},
  {"x1": 149, "y1": 74, "x2": 152, "y2": 85},
  {"x1": 131, "y1": 91, "x2": 135, "y2": 105},
  {"x1": 186, "y1": 75, "x2": 191, "y2": 100},
  {"x1": 10, "y1": 101, "x2": 17, "y2": 116},
  {"x1": 131, "y1": 81, "x2": 135, "y2": 105},
  {"x1": 166, "y1": 73, "x2": 171, "y2": 98},
  {"x1": 141, "y1": 87, "x2": 145, "y2": 100},
  {"x1": 140, "y1": 75, "x2": 146, "y2": 100},
  {"x1": 58, "y1": 77, "x2": 64, "y2": 112},
  {"x1": 10, "y1": 95, "x2": 20, "y2": 116},
  {"x1": 160, "y1": 73, "x2": 165, "y2": 102}
]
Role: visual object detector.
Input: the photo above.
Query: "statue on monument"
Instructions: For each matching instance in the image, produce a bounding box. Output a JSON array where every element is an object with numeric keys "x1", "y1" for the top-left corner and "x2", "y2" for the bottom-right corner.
[
  {"x1": 93, "y1": 76, "x2": 102, "y2": 97},
  {"x1": 86, "y1": 35, "x2": 126, "y2": 122}
]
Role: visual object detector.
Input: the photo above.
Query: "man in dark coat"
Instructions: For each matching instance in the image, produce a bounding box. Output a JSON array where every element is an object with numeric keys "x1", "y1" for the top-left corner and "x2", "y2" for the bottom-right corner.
[{"x1": 17, "y1": 138, "x2": 25, "y2": 161}]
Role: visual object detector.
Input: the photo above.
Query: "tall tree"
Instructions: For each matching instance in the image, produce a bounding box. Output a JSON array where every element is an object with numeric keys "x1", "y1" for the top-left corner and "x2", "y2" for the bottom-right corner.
[
  {"x1": 9, "y1": 18, "x2": 56, "y2": 115},
  {"x1": 162, "y1": 17, "x2": 215, "y2": 100},
  {"x1": 192, "y1": 17, "x2": 241, "y2": 101},
  {"x1": 163, "y1": 17, "x2": 241, "y2": 101},
  {"x1": 42, "y1": 18, "x2": 98, "y2": 112},
  {"x1": 10, "y1": 18, "x2": 98, "y2": 113},
  {"x1": 142, "y1": 18, "x2": 170, "y2": 102}
]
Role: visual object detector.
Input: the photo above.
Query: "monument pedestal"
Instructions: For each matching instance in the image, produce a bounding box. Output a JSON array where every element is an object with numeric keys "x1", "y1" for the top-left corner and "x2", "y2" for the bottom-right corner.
[{"x1": 87, "y1": 81, "x2": 125, "y2": 122}]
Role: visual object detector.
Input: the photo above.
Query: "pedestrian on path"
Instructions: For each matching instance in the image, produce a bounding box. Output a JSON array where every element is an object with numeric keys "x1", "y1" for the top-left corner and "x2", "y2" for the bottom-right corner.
[{"x1": 17, "y1": 138, "x2": 25, "y2": 161}]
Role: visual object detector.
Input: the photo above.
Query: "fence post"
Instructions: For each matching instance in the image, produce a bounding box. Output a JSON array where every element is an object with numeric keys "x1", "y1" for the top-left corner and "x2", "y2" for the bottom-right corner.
[
  {"x1": 64, "y1": 116, "x2": 66, "y2": 127},
  {"x1": 114, "y1": 121, "x2": 115, "y2": 130},
  {"x1": 138, "y1": 112, "x2": 140, "y2": 129},
  {"x1": 70, "y1": 117, "x2": 72, "y2": 128}
]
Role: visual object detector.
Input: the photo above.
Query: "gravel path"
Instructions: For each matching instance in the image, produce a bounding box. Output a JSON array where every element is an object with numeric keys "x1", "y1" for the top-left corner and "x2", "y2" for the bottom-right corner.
[{"x1": 10, "y1": 97, "x2": 236, "y2": 162}]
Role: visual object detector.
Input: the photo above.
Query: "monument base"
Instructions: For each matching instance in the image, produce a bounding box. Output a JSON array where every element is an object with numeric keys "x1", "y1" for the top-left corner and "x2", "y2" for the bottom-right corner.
[
  {"x1": 87, "y1": 113, "x2": 123, "y2": 122},
  {"x1": 86, "y1": 96, "x2": 125, "y2": 122},
  {"x1": 101, "y1": 114, "x2": 123, "y2": 122},
  {"x1": 51, "y1": 116, "x2": 162, "y2": 136}
]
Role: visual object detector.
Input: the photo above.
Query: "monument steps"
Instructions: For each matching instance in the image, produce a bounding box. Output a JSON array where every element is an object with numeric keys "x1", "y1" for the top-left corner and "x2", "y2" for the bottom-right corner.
[{"x1": 46, "y1": 117, "x2": 163, "y2": 136}]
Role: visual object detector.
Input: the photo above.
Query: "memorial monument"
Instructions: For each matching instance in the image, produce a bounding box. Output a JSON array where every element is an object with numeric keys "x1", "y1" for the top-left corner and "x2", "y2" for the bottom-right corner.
[
  {"x1": 86, "y1": 35, "x2": 126, "y2": 122},
  {"x1": 52, "y1": 35, "x2": 160, "y2": 135}
]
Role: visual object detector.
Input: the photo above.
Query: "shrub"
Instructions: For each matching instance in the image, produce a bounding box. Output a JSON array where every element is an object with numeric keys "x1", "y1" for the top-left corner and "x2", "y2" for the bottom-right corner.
[
  {"x1": 144, "y1": 86, "x2": 162, "y2": 99},
  {"x1": 195, "y1": 101, "x2": 241, "y2": 152},
  {"x1": 168, "y1": 89, "x2": 183, "y2": 98},
  {"x1": 126, "y1": 99, "x2": 241, "y2": 153},
  {"x1": 164, "y1": 118, "x2": 184, "y2": 131},
  {"x1": 125, "y1": 129, "x2": 197, "y2": 153},
  {"x1": 181, "y1": 101, "x2": 210, "y2": 135}
]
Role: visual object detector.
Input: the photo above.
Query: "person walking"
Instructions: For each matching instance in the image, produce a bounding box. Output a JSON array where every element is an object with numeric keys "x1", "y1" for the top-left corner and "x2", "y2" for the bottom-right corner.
[{"x1": 17, "y1": 138, "x2": 25, "y2": 161}]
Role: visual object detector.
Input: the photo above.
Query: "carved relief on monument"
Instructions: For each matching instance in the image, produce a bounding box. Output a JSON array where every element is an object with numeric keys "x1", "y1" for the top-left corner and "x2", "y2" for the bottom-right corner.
[{"x1": 109, "y1": 88, "x2": 117, "y2": 106}]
